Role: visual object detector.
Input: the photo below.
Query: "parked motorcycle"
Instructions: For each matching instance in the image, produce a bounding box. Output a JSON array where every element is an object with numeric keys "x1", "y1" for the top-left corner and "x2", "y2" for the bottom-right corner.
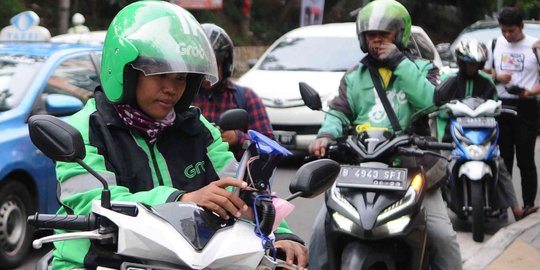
[
  {"x1": 431, "y1": 97, "x2": 516, "y2": 242},
  {"x1": 27, "y1": 109, "x2": 340, "y2": 269},
  {"x1": 300, "y1": 82, "x2": 454, "y2": 270}
]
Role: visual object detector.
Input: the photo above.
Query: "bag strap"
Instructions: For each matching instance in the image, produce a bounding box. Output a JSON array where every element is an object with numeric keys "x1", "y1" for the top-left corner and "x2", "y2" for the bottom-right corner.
[
  {"x1": 365, "y1": 65, "x2": 402, "y2": 132},
  {"x1": 491, "y1": 37, "x2": 497, "y2": 70},
  {"x1": 233, "y1": 86, "x2": 248, "y2": 110}
]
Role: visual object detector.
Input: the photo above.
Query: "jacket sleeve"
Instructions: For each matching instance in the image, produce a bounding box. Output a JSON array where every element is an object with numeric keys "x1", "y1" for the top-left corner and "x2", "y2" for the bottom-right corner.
[
  {"x1": 433, "y1": 74, "x2": 457, "y2": 106},
  {"x1": 317, "y1": 74, "x2": 353, "y2": 138},
  {"x1": 200, "y1": 114, "x2": 238, "y2": 179},
  {"x1": 393, "y1": 58, "x2": 438, "y2": 111}
]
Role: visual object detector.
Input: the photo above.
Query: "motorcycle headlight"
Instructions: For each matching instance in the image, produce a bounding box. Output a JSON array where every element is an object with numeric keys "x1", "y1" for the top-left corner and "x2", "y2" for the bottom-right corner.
[
  {"x1": 330, "y1": 183, "x2": 359, "y2": 221},
  {"x1": 464, "y1": 144, "x2": 489, "y2": 160},
  {"x1": 372, "y1": 215, "x2": 411, "y2": 235},
  {"x1": 332, "y1": 211, "x2": 355, "y2": 233},
  {"x1": 376, "y1": 174, "x2": 422, "y2": 228}
]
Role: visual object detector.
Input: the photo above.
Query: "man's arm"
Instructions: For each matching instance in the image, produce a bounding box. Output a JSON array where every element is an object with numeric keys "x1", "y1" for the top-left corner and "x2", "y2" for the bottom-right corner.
[{"x1": 393, "y1": 58, "x2": 437, "y2": 111}]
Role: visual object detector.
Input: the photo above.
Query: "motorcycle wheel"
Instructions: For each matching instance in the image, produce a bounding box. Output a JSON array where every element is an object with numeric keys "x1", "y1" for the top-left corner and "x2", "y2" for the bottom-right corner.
[
  {"x1": 341, "y1": 242, "x2": 395, "y2": 270},
  {"x1": 471, "y1": 180, "x2": 485, "y2": 242}
]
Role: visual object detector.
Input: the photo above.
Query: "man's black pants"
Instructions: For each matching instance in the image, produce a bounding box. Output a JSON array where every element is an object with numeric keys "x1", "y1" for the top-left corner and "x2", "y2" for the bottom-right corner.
[{"x1": 498, "y1": 98, "x2": 538, "y2": 207}]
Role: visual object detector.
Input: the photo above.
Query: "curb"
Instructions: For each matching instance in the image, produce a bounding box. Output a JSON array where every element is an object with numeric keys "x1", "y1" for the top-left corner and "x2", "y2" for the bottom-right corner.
[{"x1": 462, "y1": 211, "x2": 540, "y2": 270}]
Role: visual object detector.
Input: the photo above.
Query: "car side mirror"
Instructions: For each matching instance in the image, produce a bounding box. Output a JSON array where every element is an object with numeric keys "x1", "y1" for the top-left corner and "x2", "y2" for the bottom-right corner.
[
  {"x1": 218, "y1": 108, "x2": 248, "y2": 131},
  {"x1": 45, "y1": 94, "x2": 83, "y2": 116},
  {"x1": 299, "y1": 82, "x2": 322, "y2": 111}
]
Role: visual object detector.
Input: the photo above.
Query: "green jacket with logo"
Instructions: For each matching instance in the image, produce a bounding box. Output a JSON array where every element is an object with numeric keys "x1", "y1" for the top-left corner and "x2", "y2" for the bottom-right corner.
[
  {"x1": 318, "y1": 55, "x2": 439, "y2": 138},
  {"x1": 52, "y1": 88, "x2": 296, "y2": 268}
]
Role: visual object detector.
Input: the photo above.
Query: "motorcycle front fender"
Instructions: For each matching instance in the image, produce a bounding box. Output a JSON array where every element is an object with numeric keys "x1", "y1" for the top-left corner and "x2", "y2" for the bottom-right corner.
[{"x1": 458, "y1": 161, "x2": 492, "y2": 181}]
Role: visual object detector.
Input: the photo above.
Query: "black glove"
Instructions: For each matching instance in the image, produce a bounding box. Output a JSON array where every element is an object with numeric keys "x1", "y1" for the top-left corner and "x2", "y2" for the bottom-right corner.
[{"x1": 505, "y1": 85, "x2": 525, "y2": 95}]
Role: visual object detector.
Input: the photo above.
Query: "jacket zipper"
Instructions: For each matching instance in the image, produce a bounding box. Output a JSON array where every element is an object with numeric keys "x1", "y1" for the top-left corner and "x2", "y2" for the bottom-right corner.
[{"x1": 147, "y1": 141, "x2": 165, "y2": 186}]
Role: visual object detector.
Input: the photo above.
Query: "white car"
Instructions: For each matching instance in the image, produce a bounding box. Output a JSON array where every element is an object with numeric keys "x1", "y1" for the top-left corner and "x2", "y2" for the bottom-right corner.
[
  {"x1": 51, "y1": 30, "x2": 106, "y2": 44},
  {"x1": 236, "y1": 23, "x2": 442, "y2": 155}
]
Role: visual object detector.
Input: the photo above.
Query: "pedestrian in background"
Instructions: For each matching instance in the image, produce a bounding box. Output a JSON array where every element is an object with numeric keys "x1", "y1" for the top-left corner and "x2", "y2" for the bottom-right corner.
[
  {"x1": 485, "y1": 7, "x2": 540, "y2": 213},
  {"x1": 192, "y1": 23, "x2": 273, "y2": 160}
]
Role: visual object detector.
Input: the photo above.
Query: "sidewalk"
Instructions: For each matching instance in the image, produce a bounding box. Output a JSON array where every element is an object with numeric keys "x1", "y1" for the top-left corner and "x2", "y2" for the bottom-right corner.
[{"x1": 463, "y1": 211, "x2": 540, "y2": 270}]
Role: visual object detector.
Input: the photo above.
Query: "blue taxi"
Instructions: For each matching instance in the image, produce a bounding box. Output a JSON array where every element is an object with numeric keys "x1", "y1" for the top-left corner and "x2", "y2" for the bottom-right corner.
[{"x1": 0, "y1": 11, "x2": 101, "y2": 267}]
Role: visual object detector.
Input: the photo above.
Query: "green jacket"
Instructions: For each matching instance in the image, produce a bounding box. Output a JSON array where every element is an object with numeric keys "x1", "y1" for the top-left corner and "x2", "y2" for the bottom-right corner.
[
  {"x1": 52, "y1": 89, "x2": 296, "y2": 269},
  {"x1": 318, "y1": 55, "x2": 439, "y2": 138}
]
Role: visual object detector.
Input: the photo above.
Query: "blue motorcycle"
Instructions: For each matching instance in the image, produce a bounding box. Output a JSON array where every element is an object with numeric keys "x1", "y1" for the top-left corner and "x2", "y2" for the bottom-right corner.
[{"x1": 435, "y1": 97, "x2": 515, "y2": 242}]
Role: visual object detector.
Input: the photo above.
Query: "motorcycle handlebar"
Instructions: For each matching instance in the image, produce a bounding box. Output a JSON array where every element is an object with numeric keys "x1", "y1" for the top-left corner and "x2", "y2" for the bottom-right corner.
[
  {"x1": 28, "y1": 213, "x2": 97, "y2": 231},
  {"x1": 413, "y1": 137, "x2": 454, "y2": 150}
]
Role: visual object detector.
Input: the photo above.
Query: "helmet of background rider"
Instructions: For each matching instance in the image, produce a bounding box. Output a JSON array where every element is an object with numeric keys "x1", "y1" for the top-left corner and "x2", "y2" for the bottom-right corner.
[
  {"x1": 356, "y1": 0, "x2": 412, "y2": 53},
  {"x1": 201, "y1": 23, "x2": 235, "y2": 81},
  {"x1": 454, "y1": 38, "x2": 488, "y2": 70},
  {"x1": 100, "y1": 1, "x2": 218, "y2": 112}
]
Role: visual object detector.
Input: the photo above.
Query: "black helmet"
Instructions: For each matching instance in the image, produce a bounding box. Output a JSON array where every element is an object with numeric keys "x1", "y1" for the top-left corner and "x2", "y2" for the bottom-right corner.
[
  {"x1": 201, "y1": 23, "x2": 234, "y2": 79},
  {"x1": 454, "y1": 39, "x2": 488, "y2": 69}
]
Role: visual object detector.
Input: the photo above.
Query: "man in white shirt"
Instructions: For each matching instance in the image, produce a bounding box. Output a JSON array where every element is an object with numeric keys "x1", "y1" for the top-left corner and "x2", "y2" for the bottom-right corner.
[{"x1": 485, "y1": 7, "x2": 540, "y2": 212}]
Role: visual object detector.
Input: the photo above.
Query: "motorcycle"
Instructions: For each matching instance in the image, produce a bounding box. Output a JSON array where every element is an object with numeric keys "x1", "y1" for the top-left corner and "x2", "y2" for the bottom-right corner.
[
  {"x1": 27, "y1": 109, "x2": 340, "y2": 269},
  {"x1": 300, "y1": 82, "x2": 454, "y2": 270},
  {"x1": 430, "y1": 97, "x2": 516, "y2": 242}
]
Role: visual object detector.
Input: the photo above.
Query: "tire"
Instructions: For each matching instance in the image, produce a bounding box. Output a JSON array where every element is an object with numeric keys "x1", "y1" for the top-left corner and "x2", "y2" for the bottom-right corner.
[
  {"x1": 471, "y1": 180, "x2": 485, "y2": 242},
  {"x1": 341, "y1": 242, "x2": 395, "y2": 270},
  {"x1": 0, "y1": 181, "x2": 35, "y2": 269}
]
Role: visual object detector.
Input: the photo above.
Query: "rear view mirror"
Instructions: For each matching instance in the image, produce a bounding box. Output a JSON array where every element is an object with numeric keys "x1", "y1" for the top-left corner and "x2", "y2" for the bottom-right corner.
[
  {"x1": 289, "y1": 159, "x2": 340, "y2": 199},
  {"x1": 28, "y1": 115, "x2": 85, "y2": 162},
  {"x1": 218, "y1": 108, "x2": 248, "y2": 131},
  {"x1": 299, "y1": 82, "x2": 322, "y2": 111}
]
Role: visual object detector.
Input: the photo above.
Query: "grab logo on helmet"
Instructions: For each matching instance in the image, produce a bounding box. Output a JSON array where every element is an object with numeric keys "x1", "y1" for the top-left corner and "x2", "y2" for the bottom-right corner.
[{"x1": 178, "y1": 42, "x2": 208, "y2": 61}]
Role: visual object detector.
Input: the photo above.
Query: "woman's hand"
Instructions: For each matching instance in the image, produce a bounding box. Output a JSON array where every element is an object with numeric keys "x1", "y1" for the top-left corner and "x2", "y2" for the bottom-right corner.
[
  {"x1": 181, "y1": 177, "x2": 248, "y2": 219},
  {"x1": 275, "y1": 240, "x2": 308, "y2": 270}
]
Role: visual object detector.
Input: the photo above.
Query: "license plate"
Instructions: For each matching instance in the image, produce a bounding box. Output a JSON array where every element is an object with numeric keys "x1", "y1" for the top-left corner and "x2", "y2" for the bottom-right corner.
[
  {"x1": 273, "y1": 130, "x2": 296, "y2": 146},
  {"x1": 336, "y1": 165, "x2": 407, "y2": 191},
  {"x1": 458, "y1": 117, "x2": 497, "y2": 128}
]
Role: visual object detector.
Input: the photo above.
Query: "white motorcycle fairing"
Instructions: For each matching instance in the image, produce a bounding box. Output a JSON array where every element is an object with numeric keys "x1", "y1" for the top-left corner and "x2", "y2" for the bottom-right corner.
[
  {"x1": 445, "y1": 99, "x2": 501, "y2": 117},
  {"x1": 92, "y1": 200, "x2": 265, "y2": 269},
  {"x1": 457, "y1": 161, "x2": 492, "y2": 181}
]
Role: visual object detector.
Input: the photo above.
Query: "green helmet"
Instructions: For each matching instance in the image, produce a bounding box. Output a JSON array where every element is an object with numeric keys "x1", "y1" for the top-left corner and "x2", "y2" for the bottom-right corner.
[
  {"x1": 100, "y1": 1, "x2": 218, "y2": 111},
  {"x1": 356, "y1": 0, "x2": 412, "y2": 53}
]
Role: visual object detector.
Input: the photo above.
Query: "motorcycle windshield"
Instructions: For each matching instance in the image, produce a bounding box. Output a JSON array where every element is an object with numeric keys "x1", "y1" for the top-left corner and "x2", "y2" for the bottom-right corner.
[
  {"x1": 248, "y1": 130, "x2": 292, "y2": 156},
  {"x1": 151, "y1": 202, "x2": 235, "y2": 251}
]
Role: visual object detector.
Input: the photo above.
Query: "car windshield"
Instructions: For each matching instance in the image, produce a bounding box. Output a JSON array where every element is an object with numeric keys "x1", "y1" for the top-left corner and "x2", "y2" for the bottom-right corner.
[
  {"x1": 451, "y1": 23, "x2": 540, "y2": 51},
  {"x1": 0, "y1": 55, "x2": 43, "y2": 111},
  {"x1": 258, "y1": 36, "x2": 361, "y2": 72}
]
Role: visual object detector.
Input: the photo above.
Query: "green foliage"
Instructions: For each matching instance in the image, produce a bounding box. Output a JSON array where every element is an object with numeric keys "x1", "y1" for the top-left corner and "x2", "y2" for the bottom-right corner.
[
  {"x1": 0, "y1": 0, "x2": 26, "y2": 28},
  {"x1": 515, "y1": 0, "x2": 540, "y2": 20}
]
